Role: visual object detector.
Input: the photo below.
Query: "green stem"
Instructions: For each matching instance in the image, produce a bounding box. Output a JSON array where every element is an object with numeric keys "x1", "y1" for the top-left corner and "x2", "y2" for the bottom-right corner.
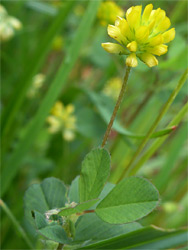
[
  {"x1": 101, "y1": 66, "x2": 131, "y2": 147},
  {"x1": 0, "y1": 199, "x2": 34, "y2": 249},
  {"x1": 118, "y1": 68, "x2": 188, "y2": 180}
]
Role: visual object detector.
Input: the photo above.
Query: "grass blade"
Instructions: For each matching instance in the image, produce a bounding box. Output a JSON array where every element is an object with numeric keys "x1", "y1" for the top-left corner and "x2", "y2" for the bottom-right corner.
[
  {"x1": 154, "y1": 123, "x2": 187, "y2": 192},
  {"x1": 1, "y1": 0, "x2": 101, "y2": 197},
  {"x1": 0, "y1": 199, "x2": 34, "y2": 249},
  {"x1": 126, "y1": 102, "x2": 188, "y2": 177},
  {"x1": 78, "y1": 226, "x2": 187, "y2": 249},
  {"x1": 1, "y1": 2, "x2": 74, "y2": 148},
  {"x1": 120, "y1": 68, "x2": 188, "y2": 179}
]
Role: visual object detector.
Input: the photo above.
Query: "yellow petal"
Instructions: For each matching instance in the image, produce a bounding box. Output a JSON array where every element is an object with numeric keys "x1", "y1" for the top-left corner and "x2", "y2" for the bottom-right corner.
[
  {"x1": 162, "y1": 28, "x2": 175, "y2": 43},
  {"x1": 147, "y1": 44, "x2": 168, "y2": 56},
  {"x1": 115, "y1": 16, "x2": 131, "y2": 38},
  {"x1": 154, "y1": 9, "x2": 166, "y2": 26},
  {"x1": 148, "y1": 34, "x2": 164, "y2": 46},
  {"x1": 102, "y1": 42, "x2": 128, "y2": 54},
  {"x1": 107, "y1": 24, "x2": 127, "y2": 44},
  {"x1": 127, "y1": 41, "x2": 137, "y2": 52},
  {"x1": 138, "y1": 53, "x2": 158, "y2": 67},
  {"x1": 142, "y1": 4, "x2": 153, "y2": 24},
  {"x1": 135, "y1": 26, "x2": 149, "y2": 41},
  {"x1": 126, "y1": 5, "x2": 142, "y2": 30},
  {"x1": 156, "y1": 16, "x2": 171, "y2": 32},
  {"x1": 148, "y1": 19, "x2": 155, "y2": 32},
  {"x1": 126, "y1": 53, "x2": 138, "y2": 67}
]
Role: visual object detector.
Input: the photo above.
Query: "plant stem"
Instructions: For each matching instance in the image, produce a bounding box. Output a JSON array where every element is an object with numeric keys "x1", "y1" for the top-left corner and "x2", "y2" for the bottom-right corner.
[
  {"x1": 0, "y1": 199, "x2": 34, "y2": 249},
  {"x1": 101, "y1": 66, "x2": 131, "y2": 148},
  {"x1": 118, "y1": 68, "x2": 188, "y2": 180},
  {"x1": 57, "y1": 243, "x2": 64, "y2": 250}
]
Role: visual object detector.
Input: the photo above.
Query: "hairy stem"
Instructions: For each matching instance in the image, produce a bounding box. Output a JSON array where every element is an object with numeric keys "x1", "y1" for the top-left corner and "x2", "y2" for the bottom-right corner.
[{"x1": 101, "y1": 66, "x2": 131, "y2": 148}]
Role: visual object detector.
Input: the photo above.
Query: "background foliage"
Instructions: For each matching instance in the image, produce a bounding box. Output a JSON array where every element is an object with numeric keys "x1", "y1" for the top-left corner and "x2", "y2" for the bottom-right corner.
[{"x1": 1, "y1": 0, "x2": 188, "y2": 249}]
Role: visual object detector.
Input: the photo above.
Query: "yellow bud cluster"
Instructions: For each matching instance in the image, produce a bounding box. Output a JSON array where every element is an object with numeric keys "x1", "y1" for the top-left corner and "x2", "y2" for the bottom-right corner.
[
  {"x1": 97, "y1": 1, "x2": 124, "y2": 26},
  {"x1": 102, "y1": 4, "x2": 175, "y2": 67},
  {"x1": 47, "y1": 101, "x2": 76, "y2": 141}
]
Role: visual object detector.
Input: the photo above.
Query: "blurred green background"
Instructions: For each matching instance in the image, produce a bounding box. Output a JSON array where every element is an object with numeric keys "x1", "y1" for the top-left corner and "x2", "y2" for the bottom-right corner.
[{"x1": 1, "y1": 0, "x2": 187, "y2": 249}]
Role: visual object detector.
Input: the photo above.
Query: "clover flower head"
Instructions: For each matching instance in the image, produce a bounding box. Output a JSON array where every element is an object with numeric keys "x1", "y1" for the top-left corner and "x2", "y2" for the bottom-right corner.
[
  {"x1": 47, "y1": 101, "x2": 76, "y2": 141},
  {"x1": 0, "y1": 4, "x2": 22, "y2": 42},
  {"x1": 27, "y1": 74, "x2": 45, "y2": 98},
  {"x1": 103, "y1": 77, "x2": 122, "y2": 100},
  {"x1": 97, "y1": 1, "x2": 124, "y2": 26},
  {"x1": 102, "y1": 4, "x2": 175, "y2": 67}
]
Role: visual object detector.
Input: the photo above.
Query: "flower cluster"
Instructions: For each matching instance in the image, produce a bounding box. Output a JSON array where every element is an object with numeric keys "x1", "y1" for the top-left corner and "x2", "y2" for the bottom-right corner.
[
  {"x1": 47, "y1": 101, "x2": 76, "y2": 141},
  {"x1": 103, "y1": 77, "x2": 122, "y2": 100},
  {"x1": 0, "y1": 4, "x2": 22, "y2": 41},
  {"x1": 97, "y1": 1, "x2": 124, "y2": 26},
  {"x1": 27, "y1": 74, "x2": 46, "y2": 99},
  {"x1": 102, "y1": 4, "x2": 175, "y2": 67}
]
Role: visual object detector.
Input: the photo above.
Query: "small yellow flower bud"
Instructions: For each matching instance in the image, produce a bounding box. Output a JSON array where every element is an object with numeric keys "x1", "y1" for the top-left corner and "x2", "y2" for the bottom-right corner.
[
  {"x1": 156, "y1": 16, "x2": 171, "y2": 33},
  {"x1": 162, "y1": 28, "x2": 175, "y2": 43},
  {"x1": 139, "y1": 53, "x2": 158, "y2": 67},
  {"x1": 102, "y1": 42, "x2": 128, "y2": 55},
  {"x1": 127, "y1": 41, "x2": 137, "y2": 52},
  {"x1": 142, "y1": 4, "x2": 153, "y2": 24},
  {"x1": 147, "y1": 44, "x2": 168, "y2": 56},
  {"x1": 107, "y1": 25, "x2": 127, "y2": 44},
  {"x1": 126, "y1": 53, "x2": 138, "y2": 67}
]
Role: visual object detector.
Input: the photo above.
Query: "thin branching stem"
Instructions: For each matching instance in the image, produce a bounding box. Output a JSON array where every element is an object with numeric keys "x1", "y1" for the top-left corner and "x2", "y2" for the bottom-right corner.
[{"x1": 101, "y1": 66, "x2": 131, "y2": 148}]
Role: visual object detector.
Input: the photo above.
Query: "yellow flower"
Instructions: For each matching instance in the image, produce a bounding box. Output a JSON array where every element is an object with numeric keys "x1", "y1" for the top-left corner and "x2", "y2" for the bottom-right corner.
[
  {"x1": 102, "y1": 4, "x2": 175, "y2": 67},
  {"x1": 97, "y1": 1, "x2": 124, "y2": 26},
  {"x1": 103, "y1": 77, "x2": 122, "y2": 100},
  {"x1": 47, "y1": 101, "x2": 76, "y2": 141}
]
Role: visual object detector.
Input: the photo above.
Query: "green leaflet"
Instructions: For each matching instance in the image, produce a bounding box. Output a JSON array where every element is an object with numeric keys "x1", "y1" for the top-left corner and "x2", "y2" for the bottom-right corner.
[
  {"x1": 96, "y1": 177, "x2": 159, "y2": 224},
  {"x1": 58, "y1": 199, "x2": 99, "y2": 216},
  {"x1": 34, "y1": 211, "x2": 70, "y2": 244},
  {"x1": 24, "y1": 177, "x2": 67, "y2": 227},
  {"x1": 79, "y1": 148, "x2": 111, "y2": 202}
]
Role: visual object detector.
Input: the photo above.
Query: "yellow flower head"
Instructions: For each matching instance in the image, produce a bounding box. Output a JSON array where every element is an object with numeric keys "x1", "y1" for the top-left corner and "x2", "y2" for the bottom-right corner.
[
  {"x1": 103, "y1": 77, "x2": 122, "y2": 100},
  {"x1": 102, "y1": 4, "x2": 175, "y2": 67},
  {"x1": 97, "y1": 1, "x2": 124, "y2": 26},
  {"x1": 47, "y1": 101, "x2": 76, "y2": 141}
]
